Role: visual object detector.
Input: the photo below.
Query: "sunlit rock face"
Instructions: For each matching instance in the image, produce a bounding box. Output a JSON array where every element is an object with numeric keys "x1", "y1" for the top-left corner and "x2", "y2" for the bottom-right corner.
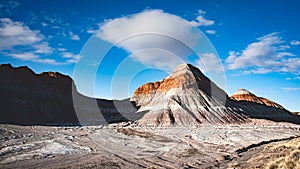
[
  {"x1": 131, "y1": 63, "x2": 248, "y2": 126},
  {"x1": 230, "y1": 89, "x2": 300, "y2": 124},
  {"x1": 231, "y1": 89, "x2": 284, "y2": 109}
]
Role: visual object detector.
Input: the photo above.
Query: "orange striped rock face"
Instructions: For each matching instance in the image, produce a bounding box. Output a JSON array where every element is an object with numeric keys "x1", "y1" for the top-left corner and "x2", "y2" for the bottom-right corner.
[
  {"x1": 230, "y1": 89, "x2": 284, "y2": 109},
  {"x1": 130, "y1": 63, "x2": 248, "y2": 126},
  {"x1": 133, "y1": 82, "x2": 160, "y2": 95},
  {"x1": 133, "y1": 73, "x2": 195, "y2": 96},
  {"x1": 130, "y1": 63, "x2": 297, "y2": 127}
]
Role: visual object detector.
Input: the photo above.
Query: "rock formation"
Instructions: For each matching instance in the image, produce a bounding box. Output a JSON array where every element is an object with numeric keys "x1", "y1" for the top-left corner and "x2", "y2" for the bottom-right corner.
[
  {"x1": 230, "y1": 89, "x2": 300, "y2": 124},
  {"x1": 131, "y1": 63, "x2": 248, "y2": 126},
  {"x1": 231, "y1": 89, "x2": 284, "y2": 109},
  {"x1": 0, "y1": 64, "x2": 135, "y2": 125},
  {"x1": 1, "y1": 63, "x2": 299, "y2": 126}
]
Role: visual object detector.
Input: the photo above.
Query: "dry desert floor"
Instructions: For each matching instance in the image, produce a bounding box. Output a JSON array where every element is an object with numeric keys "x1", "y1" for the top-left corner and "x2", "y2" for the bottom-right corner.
[{"x1": 1, "y1": 121, "x2": 300, "y2": 169}]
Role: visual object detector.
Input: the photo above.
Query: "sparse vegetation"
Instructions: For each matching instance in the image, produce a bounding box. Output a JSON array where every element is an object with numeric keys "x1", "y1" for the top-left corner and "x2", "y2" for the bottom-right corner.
[{"x1": 265, "y1": 138, "x2": 300, "y2": 169}]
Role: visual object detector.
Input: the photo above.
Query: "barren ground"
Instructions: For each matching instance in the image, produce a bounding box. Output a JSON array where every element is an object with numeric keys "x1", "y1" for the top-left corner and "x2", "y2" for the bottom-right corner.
[{"x1": 1, "y1": 121, "x2": 300, "y2": 169}]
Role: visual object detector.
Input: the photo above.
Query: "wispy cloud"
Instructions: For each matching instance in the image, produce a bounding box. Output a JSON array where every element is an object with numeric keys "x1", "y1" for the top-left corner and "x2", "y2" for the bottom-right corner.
[
  {"x1": 8, "y1": 52, "x2": 60, "y2": 65},
  {"x1": 69, "y1": 31, "x2": 80, "y2": 41},
  {"x1": 33, "y1": 42, "x2": 53, "y2": 54},
  {"x1": 282, "y1": 87, "x2": 300, "y2": 92},
  {"x1": 225, "y1": 32, "x2": 299, "y2": 74},
  {"x1": 7, "y1": 50, "x2": 81, "y2": 65},
  {"x1": 290, "y1": 40, "x2": 300, "y2": 45},
  {"x1": 286, "y1": 76, "x2": 300, "y2": 80},
  {"x1": 87, "y1": 29, "x2": 97, "y2": 34},
  {"x1": 205, "y1": 30, "x2": 216, "y2": 35},
  {"x1": 0, "y1": 17, "x2": 79, "y2": 65},
  {"x1": 41, "y1": 22, "x2": 47, "y2": 27},
  {"x1": 0, "y1": 18, "x2": 44, "y2": 50},
  {"x1": 189, "y1": 9, "x2": 214, "y2": 27},
  {"x1": 190, "y1": 15, "x2": 214, "y2": 27},
  {"x1": 279, "y1": 45, "x2": 290, "y2": 50},
  {"x1": 57, "y1": 48, "x2": 67, "y2": 52},
  {"x1": 61, "y1": 52, "x2": 81, "y2": 63},
  {"x1": 197, "y1": 10, "x2": 206, "y2": 15}
]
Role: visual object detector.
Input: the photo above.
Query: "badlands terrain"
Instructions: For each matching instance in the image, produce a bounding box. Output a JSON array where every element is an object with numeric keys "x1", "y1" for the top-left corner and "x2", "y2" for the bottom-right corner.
[
  {"x1": 0, "y1": 63, "x2": 300, "y2": 168},
  {"x1": 1, "y1": 123, "x2": 300, "y2": 168}
]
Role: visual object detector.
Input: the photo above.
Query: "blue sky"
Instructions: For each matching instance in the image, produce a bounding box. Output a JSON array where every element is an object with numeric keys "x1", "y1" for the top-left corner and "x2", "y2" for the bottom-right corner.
[{"x1": 0, "y1": 0, "x2": 299, "y2": 111}]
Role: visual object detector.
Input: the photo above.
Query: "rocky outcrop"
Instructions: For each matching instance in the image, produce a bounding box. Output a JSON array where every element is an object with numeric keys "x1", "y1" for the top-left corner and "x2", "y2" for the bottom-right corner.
[
  {"x1": 231, "y1": 89, "x2": 284, "y2": 109},
  {"x1": 230, "y1": 89, "x2": 300, "y2": 124},
  {"x1": 1, "y1": 63, "x2": 299, "y2": 126},
  {"x1": 131, "y1": 63, "x2": 248, "y2": 126},
  {"x1": 0, "y1": 64, "x2": 136, "y2": 125},
  {"x1": 132, "y1": 64, "x2": 300, "y2": 126}
]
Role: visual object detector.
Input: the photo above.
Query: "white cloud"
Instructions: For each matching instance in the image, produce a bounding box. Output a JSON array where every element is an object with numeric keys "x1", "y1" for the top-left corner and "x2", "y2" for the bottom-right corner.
[
  {"x1": 286, "y1": 76, "x2": 300, "y2": 80},
  {"x1": 196, "y1": 53, "x2": 223, "y2": 73},
  {"x1": 97, "y1": 10, "x2": 202, "y2": 69},
  {"x1": 9, "y1": 52, "x2": 60, "y2": 65},
  {"x1": 0, "y1": 18, "x2": 44, "y2": 50},
  {"x1": 190, "y1": 10, "x2": 214, "y2": 27},
  {"x1": 282, "y1": 87, "x2": 300, "y2": 92},
  {"x1": 285, "y1": 77, "x2": 292, "y2": 80},
  {"x1": 226, "y1": 32, "x2": 299, "y2": 74},
  {"x1": 33, "y1": 42, "x2": 53, "y2": 54},
  {"x1": 279, "y1": 45, "x2": 290, "y2": 50},
  {"x1": 226, "y1": 51, "x2": 238, "y2": 63},
  {"x1": 226, "y1": 32, "x2": 282, "y2": 69},
  {"x1": 276, "y1": 52, "x2": 295, "y2": 58},
  {"x1": 69, "y1": 31, "x2": 80, "y2": 41},
  {"x1": 87, "y1": 29, "x2": 97, "y2": 34},
  {"x1": 197, "y1": 10, "x2": 206, "y2": 15},
  {"x1": 205, "y1": 30, "x2": 216, "y2": 34},
  {"x1": 41, "y1": 22, "x2": 47, "y2": 27},
  {"x1": 190, "y1": 15, "x2": 214, "y2": 27},
  {"x1": 0, "y1": 18, "x2": 77, "y2": 65},
  {"x1": 52, "y1": 25, "x2": 60, "y2": 29},
  {"x1": 290, "y1": 40, "x2": 300, "y2": 45},
  {"x1": 61, "y1": 52, "x2": 81, "y2": 63},
  {"x1": 58, "y1": 48, "x2": 66, "y2": 51},
  {"x1": 8, "y1": 50, "x2": 81, "y2": 65},
  {"x1": 243, "y1": 68, "x2": 272, "y2": 74},
  {"x1": 10, "y1": 52, "x2": 38, "y2": 60}
]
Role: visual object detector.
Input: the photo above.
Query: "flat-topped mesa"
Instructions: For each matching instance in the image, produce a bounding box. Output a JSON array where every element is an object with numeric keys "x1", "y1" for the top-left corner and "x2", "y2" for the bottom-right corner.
[
  {"x1": 131, "y1": 63, "x2": 248, "y2": 126},
  {"x1": 231, "y1": 89, "x2": 285, "y2": 109}
]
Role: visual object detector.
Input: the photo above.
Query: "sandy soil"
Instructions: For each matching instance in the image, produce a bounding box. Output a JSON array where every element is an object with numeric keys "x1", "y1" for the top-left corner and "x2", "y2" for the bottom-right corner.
[{"x1": 0, "y1": 122, "x2": 300, "y2": 169}]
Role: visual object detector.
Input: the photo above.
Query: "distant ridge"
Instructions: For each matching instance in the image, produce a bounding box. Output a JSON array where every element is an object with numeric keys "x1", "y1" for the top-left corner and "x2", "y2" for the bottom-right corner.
[
  {"x1": 230, "y1": 89, "x2": 299, "y2": 124},
  {"x1": 0, "y1": 64, "x2": 136, "y2": 126},
  {"x1": 231, "y1": 89, "x2": 285, "y2": 109}
]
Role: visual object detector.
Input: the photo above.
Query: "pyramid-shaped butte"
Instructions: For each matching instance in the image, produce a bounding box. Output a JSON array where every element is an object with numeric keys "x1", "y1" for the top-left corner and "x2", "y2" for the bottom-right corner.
[{"x1": 131, "y1": 63, "x2": 247, "y2": 126}]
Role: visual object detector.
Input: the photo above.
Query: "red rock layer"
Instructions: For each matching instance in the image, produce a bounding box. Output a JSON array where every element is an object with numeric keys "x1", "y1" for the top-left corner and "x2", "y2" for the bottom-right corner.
[
  {"x1": 231, "y1": 89, "x2": 284, "y2": 109},
  {"x1": 131, "y1": 63, "x2": 248, "y2": 126}
]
